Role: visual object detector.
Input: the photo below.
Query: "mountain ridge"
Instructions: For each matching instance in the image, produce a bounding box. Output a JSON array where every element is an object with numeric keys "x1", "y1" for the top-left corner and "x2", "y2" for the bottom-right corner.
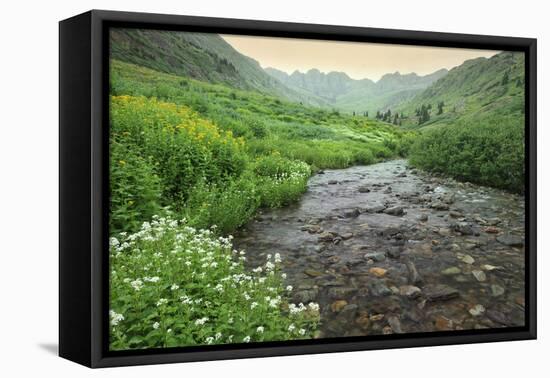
[{"x1": 265, "y1": 66, "x2": 448, "y2": 113}]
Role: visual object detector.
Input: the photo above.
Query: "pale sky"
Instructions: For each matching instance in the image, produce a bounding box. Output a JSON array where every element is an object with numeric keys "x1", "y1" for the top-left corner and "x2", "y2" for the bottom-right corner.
[{"x1": 222, "y1": 34, "x2": 499, "y2": 82}]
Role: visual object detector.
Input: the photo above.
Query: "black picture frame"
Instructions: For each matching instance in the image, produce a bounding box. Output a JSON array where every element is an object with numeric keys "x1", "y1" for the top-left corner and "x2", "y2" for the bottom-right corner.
[{"x1": 59, "y1": 9, "x2": 537, "y2": 368}]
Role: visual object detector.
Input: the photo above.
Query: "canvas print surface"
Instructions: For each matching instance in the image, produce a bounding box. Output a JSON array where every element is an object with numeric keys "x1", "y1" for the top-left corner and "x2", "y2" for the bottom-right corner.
[{"x1": 108, "y1": 28, "x2": 526, "y2": 351}]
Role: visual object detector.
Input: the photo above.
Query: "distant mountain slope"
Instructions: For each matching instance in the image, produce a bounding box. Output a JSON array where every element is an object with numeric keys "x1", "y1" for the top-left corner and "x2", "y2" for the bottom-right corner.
[
  {"x1": 265, "y1": 67, "x2": 448, "y2": 114},
  {"x1": 265, "y1": 67, "x2": 365, "y2": 102},
  {"x1": 110, "y1": 28, "x2": 328, "y2": 106},
  {"x1": 398, "y1": 51, "x2": 525, "y2": 128}
]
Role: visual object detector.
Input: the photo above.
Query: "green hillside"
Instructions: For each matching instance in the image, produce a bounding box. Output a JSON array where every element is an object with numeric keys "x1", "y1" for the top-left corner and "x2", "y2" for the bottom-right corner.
[
  {"x1": 397, "y1": 51, "x2": 525, "y2": 128},
  {"x1": 403, "y1": 51, "x2": 525, "y2": 192},
  {"x1": 110, "y1": 28, "x2": 327, "y2": 106}
]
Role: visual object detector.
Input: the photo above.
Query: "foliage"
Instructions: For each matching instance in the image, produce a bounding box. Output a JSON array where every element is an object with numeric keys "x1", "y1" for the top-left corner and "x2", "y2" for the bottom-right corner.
[
  {"x1": 109, "y1": 216, "x2": 320, "y2": 350},
  {"x1": 409, "y1": 116, "x2": 524, "y2": 192},
  {"x1": 397, "y1": 52, "x2": 525, "y2": 129},
  {"x1": 110, "y1": 140, "x2": 163, "y2": 233}
]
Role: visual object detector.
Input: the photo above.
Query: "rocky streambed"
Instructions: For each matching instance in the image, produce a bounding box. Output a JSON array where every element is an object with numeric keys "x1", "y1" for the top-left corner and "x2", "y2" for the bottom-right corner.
[{"x1": 233, "y1": 159, "x2": 525, "y2": 337}]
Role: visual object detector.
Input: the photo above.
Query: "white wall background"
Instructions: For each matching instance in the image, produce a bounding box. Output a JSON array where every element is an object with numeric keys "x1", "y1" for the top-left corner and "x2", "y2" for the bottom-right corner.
[{"x1": 0, "y1": 0, "x2": 546, "y2": 375}]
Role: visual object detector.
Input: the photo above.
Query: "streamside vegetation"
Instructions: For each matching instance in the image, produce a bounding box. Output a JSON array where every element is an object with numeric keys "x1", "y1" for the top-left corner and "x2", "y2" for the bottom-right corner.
[{"x1": 108, "y1": 60, "x2": 413, "y2": 350}]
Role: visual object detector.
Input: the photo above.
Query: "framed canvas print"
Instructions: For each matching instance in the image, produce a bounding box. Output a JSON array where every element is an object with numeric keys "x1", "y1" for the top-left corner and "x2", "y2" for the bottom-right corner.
[{"x1": 59, "y1": 10, "x2": 536, "y2": 368}]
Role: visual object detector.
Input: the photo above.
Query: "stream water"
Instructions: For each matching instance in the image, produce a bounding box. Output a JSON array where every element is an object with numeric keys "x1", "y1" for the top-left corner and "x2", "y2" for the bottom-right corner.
[{"x1": 233, "y1": 159, "x2": 525, "y2": 337}]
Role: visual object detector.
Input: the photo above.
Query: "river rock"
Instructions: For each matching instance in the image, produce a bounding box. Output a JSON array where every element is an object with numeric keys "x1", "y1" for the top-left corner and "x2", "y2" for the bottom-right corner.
[
  {"x1": 457, "y1": 254, "x2": 475, "y2": 265},
  {"x1": 469, "y1": 304, "x2": 486, "y2": 316},
  {"x1": 417, "y1": 214, "x2": 429, "y2": 222},
  {"x1": 399, "y1": 285, "x2": 421, "y2": 299},
  {"x1": 449, "y1": 210, "x2": 463, "y2": 218},
  {"x1": 304, "y1": 269, "x2": 324, "y2": 277},
  {"x1": 405, "y1": 259, "x2": 423, "y2": 285},
  {"x1": 424, "y1": 284, "x2": 459, "y2": 302},
  {"x1": 293, "y1": 289, "x2": 318, "y2": 303},
  {"x1": 342, "y1": 208, "x2": 360, "y2": 218},
  {"x1": 472, "y1": 270, "x2": 487, "y2": 282},
  {"x1": 387, "y1": 316, "x2": 403, "y2": 333},
  {"x1": 384, "y1": 205, "x2": 405, "y2": 216},
  {"x1": 327, "y1": 180, "x2": 338, "y2": 185},
  {"x1": 386, "y1": 247, "x2": 402, "y2": 259},
  {"x1": 358, "y1": 185, "x2": 371, "y2": 193},
  {"x1": 486, "y1": 309, "x2": 509, "y2": 325},
  {"x1": 383, "y1": 186, "x2": 392, "y2": 194},
  {"x1": 490, "y1": 284, "x2": 505, "y2": 297},
  {"x1": 338, "y1": 304, "x2": 358, "y2": 320},
  {"x1": 301, "y1": 224, "x2": 322, "y2": 233},
  {"x1": 355, "y1": 313, "x2": 371, "y2": 330},
  {"x1": 382, "y1": 326, "x2": 393, "y2": 334},
  {"x1": 317, "y1": 232, "x2": 336, "y2": 242},
  {"x1": 441, "y1": 266, "x2": 462, "y2": 275},
  {"x1": 431, "y1": 202, "x2": 450, "y2": 211},
  {"x1": 370, "y1": 314, "x2": 385, "y2": 322},
  {"x1": 482, "y1": 264, "x2": 500, "y2": 271},
  {"x1": 381, "y1": 227, "x2": 401, "y2": 237},
  {"x1": 452, "y1": 222, "x2": 474, "y2": 235},
  {"x1": 364, "y1": 252, "x2": 386, "y2": 262},
  {"x1": 341, "y1": 232, "x2": 354, "y2": 240},
  {"x1": 496, "y1": 234, "x2": 524, "y2": 247},
  {"x1": 484, "y1": 226, "x2": 501, "y2": 234},
  {"x1": 367, "y1": 280, "x2": 392, "y2": 296},
  {"x1": 365, "y1": 203, "x2": 386, "y2": 213},
  {"x1": 327, "y1": 255, "x2": 341, "y2": 264},
  {"x1": 434, "y1": 315, "x2": 454, "y2": 331},
  {"x1": 487, "y1": 217, "x2": 502, "y2": 226},
  {"x1": 328, "y1": 287, "x2": 357, "y2": 299},
  {"x1": 369, "y1": 267, "x2": 387, "y2": 277},
  {"x1": 330, "y1": 300, "x2": 348, "y2": 313}
]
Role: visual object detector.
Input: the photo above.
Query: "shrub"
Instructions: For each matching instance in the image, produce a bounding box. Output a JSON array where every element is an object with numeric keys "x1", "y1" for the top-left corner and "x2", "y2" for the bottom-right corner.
[
  {"x1": 409, "y1": 116, "x2": 524, "y2": 192},
  {"x1": 253, "y1": 153, "x2": 311, "y2": 208},
  {"x1": 110, "y1": 95, "x2": 247, "y2": 205},
  {"x1": 109, "y1": 216, "x2": 320, "y2": 350},
  {"x1": 183, "y1": 175, "x2": 260, "y2": 234},
  {"x1": 110, "y1": 141, "x2": 162, "y2": 233}
]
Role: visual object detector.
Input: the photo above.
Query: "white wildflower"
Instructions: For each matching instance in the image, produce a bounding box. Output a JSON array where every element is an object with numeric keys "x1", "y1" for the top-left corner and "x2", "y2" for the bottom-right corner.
[
  {"x1": 170, "y1": 284, "x2": 179, "y2": 291},
  {"x1": 195, "y1": 317, "x2": 209, "y2": 326},
  {"x1": 308, "y1": 302, "x2": 320, "y2": 311},
  {"x1": 109, "y1": 310, "x2": 124, "y2": 326},
  {"x1": 156, "y1": 298, "x2": 168, "y2": 307},
  {"x1": 243, "y1": 336, "x2": 251, "y2": 343},
  {"x1": 130, "y1": 279, "x2": 143, "y2": 291},
  {"x1": 109, "y1": 237, "x2": 120, "y2": 247},
  {"x1": 256, "y1": 326, "x2": 264, "y2": 333},
  {"x1": 153, "y1": 322, "x2": 160, "y2": 330}
]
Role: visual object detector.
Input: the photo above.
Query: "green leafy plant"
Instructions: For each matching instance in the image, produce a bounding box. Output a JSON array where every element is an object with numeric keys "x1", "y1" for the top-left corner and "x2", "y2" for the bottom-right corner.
[{"x1": 109, "y1": 216, "x2": 320, "y2": 350}]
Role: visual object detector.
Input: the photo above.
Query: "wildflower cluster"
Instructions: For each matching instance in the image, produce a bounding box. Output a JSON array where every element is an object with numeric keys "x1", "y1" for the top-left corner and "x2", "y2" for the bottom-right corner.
[{"x1": 109, "y1": 215, "x2": 319, "y2": 350}]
